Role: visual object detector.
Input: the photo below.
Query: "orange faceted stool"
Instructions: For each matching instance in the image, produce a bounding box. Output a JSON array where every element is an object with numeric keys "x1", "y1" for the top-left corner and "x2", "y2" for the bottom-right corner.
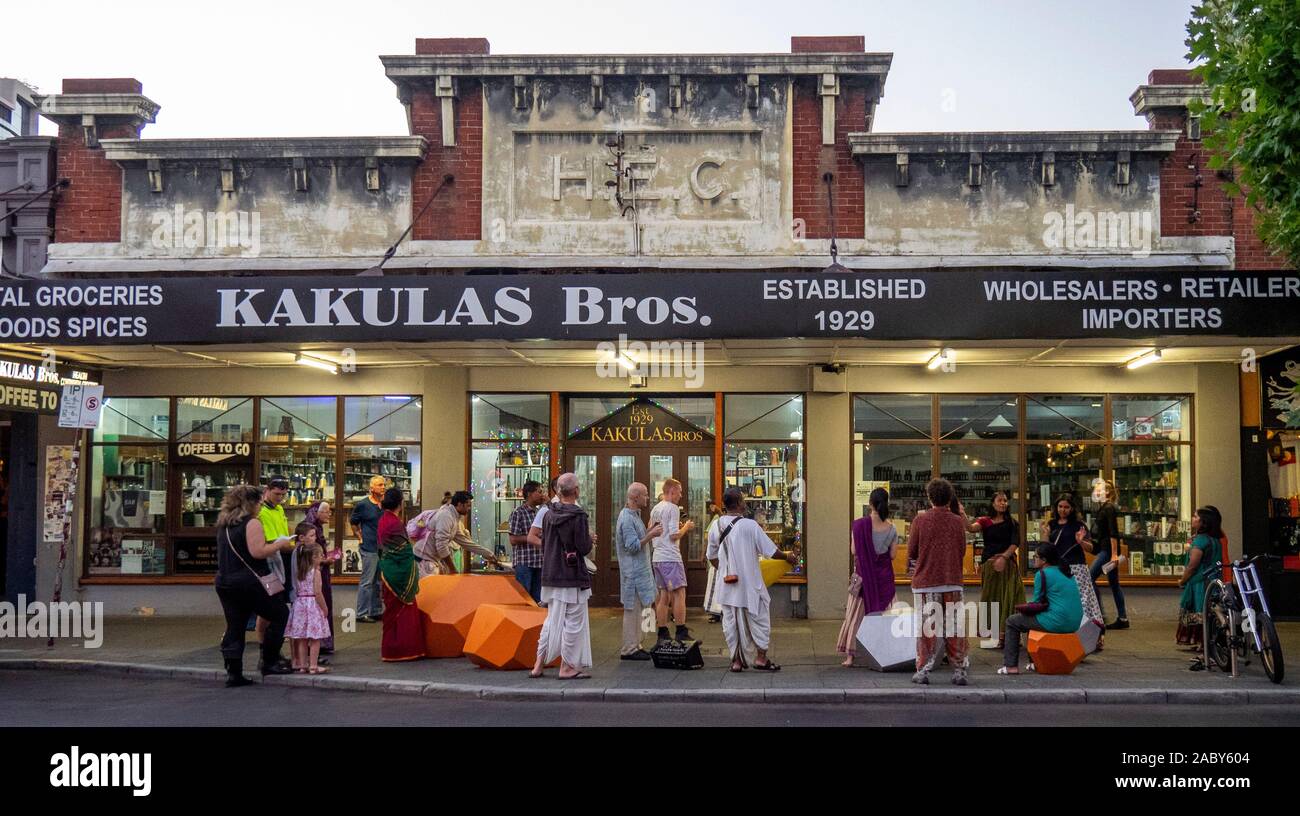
[
  {"x1": 415, "y1": 574, "x2": 536, "y2": 658},
  {"x1": 464, "y1": 603, "x2": 556, "y2": 670},
  {"x1": 1027, "y1": 631, "x2": 1085, "y2": 675}
]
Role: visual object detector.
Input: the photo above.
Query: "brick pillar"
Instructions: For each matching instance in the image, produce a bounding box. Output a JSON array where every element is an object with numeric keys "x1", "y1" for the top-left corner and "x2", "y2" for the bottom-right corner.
[
  {"x1": 790, "y1": 36, "x2": 867, "y2": 241},
  {"x1": 1139, "y1": 70, "x2": 1288, "y2": 267},
  {"x1": 43, "y1": 78, "x2": 157, "y2": 244},
  {"x1": 409, "y1": 38, "x2": 487, "y2": 241}
]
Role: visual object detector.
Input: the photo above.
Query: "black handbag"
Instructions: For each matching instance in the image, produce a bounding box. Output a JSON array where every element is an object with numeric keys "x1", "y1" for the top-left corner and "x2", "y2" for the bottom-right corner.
[{"x1": 650, "y1": 639, "x2": 704, "y2": 670}]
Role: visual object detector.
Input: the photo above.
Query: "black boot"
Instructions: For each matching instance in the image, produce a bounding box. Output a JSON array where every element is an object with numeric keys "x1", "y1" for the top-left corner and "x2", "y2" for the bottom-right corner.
[
  {"x1": 675, "y1": 624, "x2": 695, "y2": 644},
  {"x1": 224, "y1": 658, "x2": 253, "y2": 688},
  {"x1": 655, "y1": 626, "x2": 671, "y2": 649}
]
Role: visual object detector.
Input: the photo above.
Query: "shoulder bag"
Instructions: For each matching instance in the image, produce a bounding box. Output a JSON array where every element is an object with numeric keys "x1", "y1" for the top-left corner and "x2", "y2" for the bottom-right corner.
[
  {"x1": 225, "y1": 526, "x2": 285, "y2": 597},
  {"x1": 1016, "y1": 528, "x2": 1064, "y2": 615},
  {"x1": 718, "y1": 517, "x2": 740, "y2": 583}
]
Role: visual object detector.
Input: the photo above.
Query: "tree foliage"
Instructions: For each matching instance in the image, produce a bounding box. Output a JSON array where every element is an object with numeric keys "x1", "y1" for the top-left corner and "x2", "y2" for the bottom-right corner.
[{"x1": 1187, "y1": 0, "x2": 1300, "y2": 266}]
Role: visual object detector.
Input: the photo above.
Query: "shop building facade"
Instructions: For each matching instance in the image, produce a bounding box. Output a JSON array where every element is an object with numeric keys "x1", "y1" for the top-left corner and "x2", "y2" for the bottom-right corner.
[{"x1": 4, "y1": 37, "x2": 1295, "y2": 619}]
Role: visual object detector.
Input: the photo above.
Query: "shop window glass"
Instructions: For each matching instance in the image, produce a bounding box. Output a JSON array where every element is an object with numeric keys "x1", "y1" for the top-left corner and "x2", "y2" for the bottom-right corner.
[
  {"x1": 854, "y1": 443, "x2": 932, "y2": 577},
  {"x1": 1026, "y1": 395, "x2": 1104, "y2": 440},
  {"x1": 260, "y1": 397, "x2": 337, "y2": 442},
  {"x1": 568, "y1": 397, "x2": 634, "y2": 436},
  {"x1": 468, "y1": 441, "x2": 549, "y2": 569},
  {"x1": 175, "y1": 397, "x2": 253, "y2": 443},
  {"x1": 1024, "y1": 442, "x2": 1105, "y2": 565},
  {"x1": 87, "y1": 445, "x2": 167, "y2": 575},
  {"x1": 940, "y1": 444, "x2": 1020, "y2": 578},
  {"x1": 853, "y1": 395, "x2": 932, "y2": 440},
  {"x1": 940, "y1": 395, "x2": 1019, "y2": 440},
  {"x1": 652, "y1": 397, "x2": 716, "y2": 434},
  {"x1": 1112, "y1": 395, "x2": 1190, "y2": 442},
  {"x1": 725, "y1": 394, "x2": 803, "y2": 440},
  {"x1": 471, "y1": 394, "x2": 550, "y2": 439},
  {"x1": 96, "y1": 397, "x2": 169, "y2": 443},
  {"x1": 344, "y1": 397, "x2": 420, "y2": 442},
  {"x1": 1111, "y1": 444, "x2": 1192, "y2": 580},
  {"x1": 340, "y1": 445, "x2": 421, "y2": 575},
  {"x1": 725, "y1": 442, "x2": 804, "y2": 573},
  {"x1": 258, "y1": 444, "x2": 336, "y2": 530}
]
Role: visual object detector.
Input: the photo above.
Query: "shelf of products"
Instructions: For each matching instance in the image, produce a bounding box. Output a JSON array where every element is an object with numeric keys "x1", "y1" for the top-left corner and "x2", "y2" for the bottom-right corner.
[
  {"x1": 725, "y1": 443, "x2": 804, "y2": 574},
  {"x1": 178, "y1": 465, "x2": 252, "y2": 529}
]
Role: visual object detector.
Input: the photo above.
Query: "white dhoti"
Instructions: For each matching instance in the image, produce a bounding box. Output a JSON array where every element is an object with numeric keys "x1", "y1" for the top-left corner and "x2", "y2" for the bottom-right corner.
[
  {"x1": 416, "y1": 558, "x2": 442, "y2": 578},
  {"x1": 702, "y1": 564, "x2": 723, "y2": 616},
  {"x1": 720, "y1": 599, "x2": 770, "y2": 668},
  {"x1": 537, "y1": 585, "x2": 593, "y2": 669}
]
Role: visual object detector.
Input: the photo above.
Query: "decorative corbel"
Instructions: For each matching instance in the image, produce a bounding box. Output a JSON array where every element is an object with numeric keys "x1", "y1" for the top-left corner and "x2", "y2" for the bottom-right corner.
[
  {"x1": 668, "y1": 75, "x2": 683, "y2": 110},
  {"x1": 513, "y1": 75, "x2": 529, "y2": 111},
  {"x1": 819, "y1": 74, "x2": 839, "y2": 145},
  {"x1": 1187, "y1": 115, "x2": 1201, "y2": 141},
  {"x1": 968, "y1": 152, "x2": 983, "y2": 188},
  {"x1": 219, "y1": 158, "x2": 235, "y2": 194},
  {"x1": 895, "y1": 153, "x2": 910, "y2": 187},
  {"x1": 1041, "y1": 151, "x2": 1056, "y2": 187},
  {"x1": 746, "y1": 74, "x2": 761, "y2": 110},
  {"x1": 435, "y1": 75, "x2": 458, "y2": 146},
  {"x1": 81, "y1": 114, "x2": 98, "y2": 148},
  {"x1": 591, "y1": 75, "x2": 604, "y2": 110},
  {"x1": 292, "y1": 157, "x2": 309, "y2": 192},
  {"x1": 365, "y1": 157, "x2": 380, "y2": 192},
  {"x1": 1116, "y1": 150, "x2": 1131, "y2": 186},
  {"x1": 147, "y1": 159, "x2": 164, "y2": 193}
]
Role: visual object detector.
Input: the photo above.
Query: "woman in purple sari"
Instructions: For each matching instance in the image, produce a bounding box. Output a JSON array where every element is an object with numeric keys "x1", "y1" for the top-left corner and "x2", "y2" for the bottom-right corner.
[{"x1": 836, "y1": 488, "x2": 899, "y2": 667}]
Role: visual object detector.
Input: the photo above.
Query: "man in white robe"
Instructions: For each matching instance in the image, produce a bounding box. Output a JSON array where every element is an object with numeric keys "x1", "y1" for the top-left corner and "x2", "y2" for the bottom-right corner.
[{"x1": 706, "y1": 487, "x2": 796, "y2": 671}]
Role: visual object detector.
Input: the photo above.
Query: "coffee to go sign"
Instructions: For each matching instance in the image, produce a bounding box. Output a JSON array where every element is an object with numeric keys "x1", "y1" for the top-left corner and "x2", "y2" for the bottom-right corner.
[
  {"x1": 174, "y1": 441, "x2": 252, "y2": 464},
  {"x1": 0, "y1": 383, "x2": 60, "y2": 414}
]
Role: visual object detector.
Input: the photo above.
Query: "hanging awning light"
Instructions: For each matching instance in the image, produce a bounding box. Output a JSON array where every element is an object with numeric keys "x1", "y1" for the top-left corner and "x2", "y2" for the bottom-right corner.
[
  {"x1": 926, "y1": 348, "x2": 955, "y2": 370},
  {"x1": 1124, "y1": 350, "x2": 1162, "y2": 370},
  {"x1": 296, "y1": 353, "x2": 337, "y2": 375}
]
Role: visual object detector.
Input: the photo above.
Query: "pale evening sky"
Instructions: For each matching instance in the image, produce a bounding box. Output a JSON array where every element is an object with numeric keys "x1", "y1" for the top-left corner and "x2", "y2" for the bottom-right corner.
[{"x1": 4, "y1": 0, "x2": 1200, "y2": 139}]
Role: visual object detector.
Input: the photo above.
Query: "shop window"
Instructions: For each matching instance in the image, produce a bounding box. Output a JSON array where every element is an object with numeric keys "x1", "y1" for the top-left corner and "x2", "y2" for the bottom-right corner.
[
  {"x1": 175, "y1": 397, "x2": 253, "y2": 443},
  {"x1": 725, "y1": 394, "x2": 803, "y2": 440},
  {"x1": 341, "y1": 445, "x2": 421, "y2": 575},
  {"x1": 96, "y1": 397, "x2": 169, "y2": 443},
  {"x1": 344, "y1": 396, "x2": 420, "y2": 442},
  {"x1": 87, "y1": 445, "x2": 167, "y2": 575},
  {"x1": 725, "y1": 394, "x2": 805, "y2": 577},
  {"x1": 1026, "y1": 395, "x2": 1104, "y2": 440},
  {"x1": 260, "y1": 397, "x2": 337, "y2": 442},
  {"x1": 1112, "y1": 395, "x2": 1191, "y2": 442},
  {"x1": 940, "y1": 395, "x2": 1019, "y2": 440},
  {"x1": 940, "y1": 444, "x2": 1020, "y2": 578},
  {"x1": 1111, "y1": 444, "x2": 1192, "y2": 580},
  {"x1": 258, "y1": 444, "x2": 336, "y2": 531},
  {"x1": 1025, "y1": 441, "x2": 1104, "y2": 543},
  {"x1": 853, "y1": 395, "x2": 932, "y2": 440},
  {"x1": 652, "y1": 397, "x2": 716, "y2": 434},
  {"x1": 470, "y1": 393, "x2": 550, "y2": 571},
  {"x1": 567, "y1": 397, "x2": 635, "y2": 436}
]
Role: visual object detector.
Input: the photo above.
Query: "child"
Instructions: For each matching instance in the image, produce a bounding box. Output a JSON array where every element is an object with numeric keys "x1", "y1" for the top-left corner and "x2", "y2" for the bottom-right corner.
[{"x1": 285, "y1": 536, "x2": 331, "y2": 674}]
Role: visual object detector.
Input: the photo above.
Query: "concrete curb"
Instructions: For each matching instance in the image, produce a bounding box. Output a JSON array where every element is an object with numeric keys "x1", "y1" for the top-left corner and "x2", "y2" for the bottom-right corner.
[{"x1": 3, "y1": 658, "x2": 1298, "y2": 704}]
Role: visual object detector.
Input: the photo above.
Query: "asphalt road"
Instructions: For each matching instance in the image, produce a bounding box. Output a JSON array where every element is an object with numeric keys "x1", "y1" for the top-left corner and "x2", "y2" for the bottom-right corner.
[{"x1": 3, "y1": 670, "x2": 1299, "y2": 726}]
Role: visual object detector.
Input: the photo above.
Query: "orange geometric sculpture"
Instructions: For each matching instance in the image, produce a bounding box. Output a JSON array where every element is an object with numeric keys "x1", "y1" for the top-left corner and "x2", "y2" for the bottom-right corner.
[
  {"x1": 464, "y1": 603, "x2": 556, "y2": 670},
  {"x1": 415, "y1": 574, "x2": 536, "y2": 658},
  {"x1": 1027, "y1": 630, "x2": 1085, "y2": 675}
]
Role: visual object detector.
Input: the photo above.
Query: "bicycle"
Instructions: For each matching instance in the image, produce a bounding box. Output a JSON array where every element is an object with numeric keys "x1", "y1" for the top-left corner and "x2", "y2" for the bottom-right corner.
[{"x1": 1202, "y1": 554, "x2": 1285, "y2": 684}]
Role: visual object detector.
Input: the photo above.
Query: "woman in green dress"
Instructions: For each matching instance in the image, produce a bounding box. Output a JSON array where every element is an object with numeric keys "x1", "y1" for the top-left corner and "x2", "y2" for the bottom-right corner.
[
  {"x1": 1176, "y1": 505, "x2": 1223, "y2": 649},
  {"x1": 965, "y1": 491, "x2": 1025, "y2": 649}
]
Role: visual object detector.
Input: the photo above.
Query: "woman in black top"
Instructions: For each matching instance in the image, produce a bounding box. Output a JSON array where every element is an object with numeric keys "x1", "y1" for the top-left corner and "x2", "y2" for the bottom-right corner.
[
  {"x1": 966, "y1": 491, "x2": 1025, "y2": 648},
  {"x1": 215, "y1": 484, "x2": 295, "y2": 687},
  {"x1": 1089, "y1": 480, "x2": 1129, "y2": 628},
  {"x1": 1038, "y1": 492, "x2": 1106, "y2": 648}
]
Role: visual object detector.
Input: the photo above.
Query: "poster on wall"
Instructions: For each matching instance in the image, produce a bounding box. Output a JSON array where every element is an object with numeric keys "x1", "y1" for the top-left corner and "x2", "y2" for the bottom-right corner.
[
  {"x1": 1262, "y1": 350, "x2": 1300, "y2": 429},
  {"x1": 43, "y1": 446, "x2": 78, "y2": 543}
]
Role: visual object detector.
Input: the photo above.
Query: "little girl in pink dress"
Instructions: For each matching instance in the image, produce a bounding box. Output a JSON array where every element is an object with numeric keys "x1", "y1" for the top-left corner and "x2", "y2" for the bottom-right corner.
[{"x1": 286, "y1": 539, "x2": 331, "y2": 674}]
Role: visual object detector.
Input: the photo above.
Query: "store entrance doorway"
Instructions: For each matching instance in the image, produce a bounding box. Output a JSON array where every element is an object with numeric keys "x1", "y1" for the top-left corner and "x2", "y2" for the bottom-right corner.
[{"x1": 565, "y1": 399, "x2": 715, "y2": 607}]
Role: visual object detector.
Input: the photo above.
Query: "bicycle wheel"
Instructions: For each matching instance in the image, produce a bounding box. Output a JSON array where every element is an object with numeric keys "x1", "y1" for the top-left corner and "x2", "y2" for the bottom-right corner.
[
  {"x1": 1257, "y1": 612, "x2": 1285, "y2": 684},
  {"x1": 1202, "y1": 581, "x2": 1233, "y2": 669}
]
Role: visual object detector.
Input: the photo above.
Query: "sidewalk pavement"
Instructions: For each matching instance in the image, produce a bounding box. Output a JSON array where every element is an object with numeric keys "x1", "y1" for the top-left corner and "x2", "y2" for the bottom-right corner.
[{"x1": 2, "y1": 590, "x2": 1297, "y2": 704}]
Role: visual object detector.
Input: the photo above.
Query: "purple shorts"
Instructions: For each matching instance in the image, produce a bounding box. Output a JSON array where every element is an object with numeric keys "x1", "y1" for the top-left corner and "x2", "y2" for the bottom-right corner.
[{"x1": 653, "y1": 561, "x2": 688, "y2": 592}]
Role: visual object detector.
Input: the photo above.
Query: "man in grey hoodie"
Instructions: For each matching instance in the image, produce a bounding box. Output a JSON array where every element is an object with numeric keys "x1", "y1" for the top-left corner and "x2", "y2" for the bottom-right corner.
[{"x1": 529, "y1": 473, "x2": 596, "y2": 679}]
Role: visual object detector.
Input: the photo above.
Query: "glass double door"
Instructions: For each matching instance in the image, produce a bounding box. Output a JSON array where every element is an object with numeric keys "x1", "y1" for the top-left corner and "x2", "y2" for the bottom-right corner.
[{"x1": 566, "y1": 446, "x2": 713, "y2": 606}]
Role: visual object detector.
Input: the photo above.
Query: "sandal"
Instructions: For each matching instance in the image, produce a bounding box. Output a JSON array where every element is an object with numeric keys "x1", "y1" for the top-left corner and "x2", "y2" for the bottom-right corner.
[
  {"x1": 752, "y1": 660, "x2": 781, "y2": 672},
  {"x1": 309, "y1": 666, "x2": 331, "y2": 675},
  {"x1": 1026, "y1": 662, "x2": 1036, "y2": 673},
  {"x1": 996, "y1": 666, "x2": 1020, "y2": 675},
  {"x1": 528, "y1": 670, "x2": 544, "y2": 679},
  {"x1": 559, "y1": 672, "x2": 592, "y2": 680},
  {"x1": 730, "y1": 662, "x2": 745, "y2": 673}
]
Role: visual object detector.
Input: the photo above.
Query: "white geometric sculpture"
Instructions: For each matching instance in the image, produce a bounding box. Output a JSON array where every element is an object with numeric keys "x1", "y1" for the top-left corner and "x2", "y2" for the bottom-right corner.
[
  {"x1": 856, "y1": 610, "x2": 918, "y2": 672},
  {"x1": 1076, "y1": 617, "x2": 1102, "y2": 655}
]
